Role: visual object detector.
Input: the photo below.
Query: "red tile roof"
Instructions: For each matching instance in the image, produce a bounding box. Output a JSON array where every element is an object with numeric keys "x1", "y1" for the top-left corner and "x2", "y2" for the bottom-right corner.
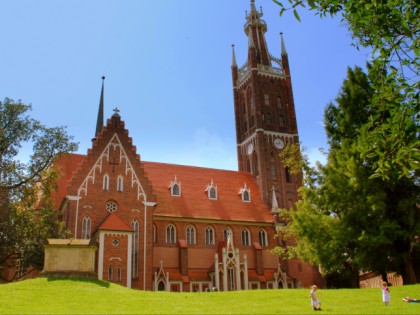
[
  {"x1": 98, "y1": 213, "x2": 133, "y2": 232},
  {"x1": 52, "y1": 154, "x2": 85, "y2": 209},
  {"x1": 53, "y1": 155, "x2": 274, "y2": 224},
  {"x1": 142, "y1": 161, "x2": 274, "y2": 223}
]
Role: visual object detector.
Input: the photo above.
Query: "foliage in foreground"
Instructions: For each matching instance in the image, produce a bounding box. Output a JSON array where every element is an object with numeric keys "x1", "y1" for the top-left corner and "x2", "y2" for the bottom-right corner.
[
  {"x1": 274, "y1": 0, "x2": 420, "y2": 180},
  {"x1": 0, "y1": 278, "x2": 419, "y2": 314},
  {"x1": 0, "y1": 98, "x2": 78, "y2": 280},
  {"x1": 272, "y1": 65, "x2": 419, "y2": 287}
]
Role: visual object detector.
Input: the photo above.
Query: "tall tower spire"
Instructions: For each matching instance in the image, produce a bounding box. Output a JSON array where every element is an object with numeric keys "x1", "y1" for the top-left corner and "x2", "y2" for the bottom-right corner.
[
  {"x1": 93, "y1": 76, "x2": 105, "y2": 140},
  {"x1": 232, "y1": 0, "x2": 300, "y2": 207},
  {"x1": 280, "y1": 32, "x2": 287, "y2": 56}
]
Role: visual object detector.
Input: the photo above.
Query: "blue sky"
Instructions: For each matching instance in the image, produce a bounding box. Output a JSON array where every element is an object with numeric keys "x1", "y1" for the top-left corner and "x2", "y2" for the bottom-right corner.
[{"x1": 1, "y1": 0, "x2": 370, "y2": 170}]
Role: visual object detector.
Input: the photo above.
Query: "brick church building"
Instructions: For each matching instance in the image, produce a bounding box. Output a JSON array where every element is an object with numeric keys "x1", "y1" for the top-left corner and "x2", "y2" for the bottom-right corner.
[{"x1": 52, "y1": 0, "x2": 324, "y2": 291}]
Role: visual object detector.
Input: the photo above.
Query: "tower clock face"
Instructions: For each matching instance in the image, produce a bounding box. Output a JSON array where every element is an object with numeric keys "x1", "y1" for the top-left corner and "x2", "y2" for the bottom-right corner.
[
  {"x1": 274, "y1": 138, "x2": 284, "y2": 150},
  {"x1": 247, "y1": 143, "x2": 254, "y2": 155}
]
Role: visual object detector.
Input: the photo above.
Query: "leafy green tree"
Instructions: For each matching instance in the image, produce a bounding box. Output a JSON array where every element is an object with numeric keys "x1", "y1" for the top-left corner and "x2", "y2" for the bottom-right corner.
[
  {"x1": 273, "y1": 0, "x2": 419, "y2": 180},
  {"x1": 0, "y1": 98, "x2": 77, "y2": 280},
  {"x1": 273, "y1": 66, "x2": 419, "y2": 287}
]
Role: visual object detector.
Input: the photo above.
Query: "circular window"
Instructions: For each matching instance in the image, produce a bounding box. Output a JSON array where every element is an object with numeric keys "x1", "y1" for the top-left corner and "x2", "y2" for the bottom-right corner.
[
  {"x1": 106, "y1": 200, "x2": 118, "y2": 213},
  {"x1": 112, "y1": 239, "x2": 119, "y2": 246},
  {"x1": 228, "y1": 252, "x2": 234, "y2": 259}
]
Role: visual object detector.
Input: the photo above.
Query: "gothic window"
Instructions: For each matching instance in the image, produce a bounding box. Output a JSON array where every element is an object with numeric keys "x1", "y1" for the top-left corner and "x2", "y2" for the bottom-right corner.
[
  {"x1": 285, "y1": 167, "x2": 292, "y2": 183},
  {"x1": 279, "y1": 115, "x2": 285, "y2": 126},
  {"x1": 265, "y1": 113, "x2": 271, "y2": 124},
  {"x1": 166, "y1": 224, "x2": 176, "y2": 244},
  {"x1": 209, "y1": 187, "x2": 216, "y2": 199},
  {"x1": 277, "y1": 96, "x2": 283, "y2": 108},
  {"x1": 105, "y1": 200, "x2": 118, "y2": 213},
  {"x1": 243, "y1": 190, "x2": 250, "y2": 202},
  {"x1": 271, "y1": 153, "x2": 276, "y2": 177},
  {"x1": 252, "y1": 153, "x2": 259, "y2": 177},
  {"x1": 186, "y1": 225, "x2": 196, "y2": 245},
  {"x1": 81, "y1": 216, "x2": 91, "y2": 239},
  {"x1": 153, "y1": 224, "x2": 157, "y2": 243},
  {"x1": 206, "y1": 180, "x2": 218, "y2": 200},
  {"x1": 172, "y1": 184, "x2": 180, "y2": 196},
  {"x1": 131, "y1": 220, "x2": 140, "y2": 278},
  {"x1": 169, "y1": 176, "x2": 181, "y2": 197},
  {"x1": 117, "y1": 267, "x2": 122, "y2": 282},
  {"x1": 240, "y1": 183, "x2": 251, "y2": 202},
  {"x1": 259, "y1": 229, "x2": 268, "y2": 247},
  {"x1": 117, "y1": 175, "x2": 123, "y2": 192},
  {"x1": 205, "y1": 226, "x2": 215, "y2": 245},
  {"x1": 108, "y1": 266, "x2": 113, "y2": 281},
  {"x1": 264, "y1": 94, "x2": 270, "y2": 106},
  {"x1": 103, "y1": 174, "x2": 109, "y2": 190},
  {"x1": 223, "y1": 227, "x2": 233, "y2": 241},
  {"x1": 241, "y1": 229, "x2": 251, "y2": 246}
]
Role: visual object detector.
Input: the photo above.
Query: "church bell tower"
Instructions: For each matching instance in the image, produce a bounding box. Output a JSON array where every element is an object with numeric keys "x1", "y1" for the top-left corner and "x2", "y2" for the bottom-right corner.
[{"x1": 232, "y1": 0, "x2": 300, "y2": 208}]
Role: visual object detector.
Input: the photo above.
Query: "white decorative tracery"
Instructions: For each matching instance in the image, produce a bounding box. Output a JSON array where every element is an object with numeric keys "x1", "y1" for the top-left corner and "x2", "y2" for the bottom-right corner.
[{"x1": 77, "y1": 133, "x2": 146, "y2": 201}]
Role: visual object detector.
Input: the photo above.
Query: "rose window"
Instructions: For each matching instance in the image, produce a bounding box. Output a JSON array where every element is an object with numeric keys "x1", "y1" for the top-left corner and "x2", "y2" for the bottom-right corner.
[{"x1": 106, "y1": 200, "x2": 118, "y2": 213}]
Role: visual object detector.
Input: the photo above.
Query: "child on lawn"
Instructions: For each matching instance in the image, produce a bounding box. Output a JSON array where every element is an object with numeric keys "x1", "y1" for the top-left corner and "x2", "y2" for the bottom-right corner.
[
  {"x1": 310, "y1": 285, "x2": 321, "y2": 311},
  {"x1": 382, "y1": 282, "x2": 390, "y2": 306}
]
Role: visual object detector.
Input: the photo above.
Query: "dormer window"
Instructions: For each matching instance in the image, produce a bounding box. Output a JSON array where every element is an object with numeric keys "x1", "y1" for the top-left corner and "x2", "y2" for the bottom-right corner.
[
  {"x1": 239, "y1": 183, "x2": 251, "y2": 202},
  {"x1": 206, "y1": 179, "x2": 218, "y2": 200},
  {"x1": 169, "y1": 176, "x2": 181, "y2": 197}
]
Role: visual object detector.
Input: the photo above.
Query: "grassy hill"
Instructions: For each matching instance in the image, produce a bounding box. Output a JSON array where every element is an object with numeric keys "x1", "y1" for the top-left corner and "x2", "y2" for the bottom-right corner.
[{"x1": 0, "y1": 278, "x2": 419, "y2": 314}]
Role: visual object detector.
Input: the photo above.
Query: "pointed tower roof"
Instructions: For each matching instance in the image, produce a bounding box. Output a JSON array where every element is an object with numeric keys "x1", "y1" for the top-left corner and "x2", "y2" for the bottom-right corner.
[
  {"x1": 231, "y1": 44, "x2": 237, "y2": 67},
  {"x1": 271, "y1": 186, "x2": 279, "y2": 210},
  {"x1": 93, "y1": 76, "x2": 105, "y2": 140},
  {"x1": 280, "y1": 32, "x2": 287, "y2": 56}
]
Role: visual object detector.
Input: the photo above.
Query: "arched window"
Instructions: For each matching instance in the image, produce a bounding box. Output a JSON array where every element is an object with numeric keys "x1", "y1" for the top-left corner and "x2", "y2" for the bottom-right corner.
[
  {"x1": 117, "y1": 267, "x2": 122, "y2": 282},
  {"x1": 108, "y1": 266, "x2": 113, "y2": 281},
  {"x1": 166, "y1": 224, "x2": 176, "y2": 244},
  {"x1": 169, "y1": 176, "x2": 181, "y2": 196},
  {"x1": 131, "y1": 220, "x2": 140, "y2": 278},
  {"x1": 153, "y1": 224, "x2": 157, "y2": 243},
  {"x1": 205, "y1": 226, "x2": 214, "y2": 245},
  {"x1": 103, "y1": 174, "x2": 109, "y2": 190},
  {"x1": 206, "y1": 180, "x2": 218, "y2": 200},
  {"x1": 241, "y1": 229, "x2": 251, "y2": 246},
  {"x1": 243, "y1": 190, "x2": 250, "y2": 201},
  {"x1": 259, "y1": 229, "x2": 268, "y2": 247},
  {"x1": 209, "y1": 187, "x2": 217, "y2": 199},
  {"x1": 223, "y1": 227, "x2": 233, "y2": 241},
  {"x1": 117, "y1": 175, "x2": 123, "y2": 192},
  {"x1": 186, "y1": 225, "x2": 196, "y2": 245},
  {"x1": 285, "y1": 167, "x2": 292, "y2": 183},
  {"x1": 172, "y1": 184, "x2": 180, "y2": 196},
  {"x1": 81, "y1": 216, "x2": 91, "y2": 239},
  {"x1": 279, "y1": 115, "x2": 285, "y2": 126}
]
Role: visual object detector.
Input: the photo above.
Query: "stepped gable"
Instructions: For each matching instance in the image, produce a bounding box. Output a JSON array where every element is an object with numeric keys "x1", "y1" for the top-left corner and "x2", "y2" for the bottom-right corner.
[
  {"x1": 66, "y1": 113, "x2": 155, "y2": 202},
  {"x1": 142, "y1": 161, "x2": 274, "y2": 223}
]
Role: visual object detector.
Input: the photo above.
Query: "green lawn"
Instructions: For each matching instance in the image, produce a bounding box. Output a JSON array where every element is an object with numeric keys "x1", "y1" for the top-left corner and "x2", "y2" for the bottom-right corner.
[{"x1": 0, "y1": 278, "x2": 418, "y2": 314}]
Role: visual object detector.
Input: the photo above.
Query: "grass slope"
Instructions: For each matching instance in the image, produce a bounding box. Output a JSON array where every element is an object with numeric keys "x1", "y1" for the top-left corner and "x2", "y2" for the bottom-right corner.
[{"x1": 0, "y1": 278, "x2": 419, "y2": 314}]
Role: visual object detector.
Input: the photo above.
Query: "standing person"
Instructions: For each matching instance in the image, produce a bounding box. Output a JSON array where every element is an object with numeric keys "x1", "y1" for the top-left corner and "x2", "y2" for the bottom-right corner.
[
  {"x1": 382, "y1": 282, "x2": 390, "y2": 306},
  {"x1": 310, "y1": 285, "x2": 321, "y2": 311}
]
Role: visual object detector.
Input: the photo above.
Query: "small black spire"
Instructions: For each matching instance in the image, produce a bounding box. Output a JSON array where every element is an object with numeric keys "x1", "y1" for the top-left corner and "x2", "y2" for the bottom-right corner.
[{"x1": 93, "y1": 76, "x2": 105, "y2": 140}]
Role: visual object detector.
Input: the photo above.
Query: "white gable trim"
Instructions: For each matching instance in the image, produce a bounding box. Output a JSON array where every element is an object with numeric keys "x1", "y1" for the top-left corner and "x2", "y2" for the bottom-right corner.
[{"x1": 77, "y1": 133, "x2": 147, "y2": 201}]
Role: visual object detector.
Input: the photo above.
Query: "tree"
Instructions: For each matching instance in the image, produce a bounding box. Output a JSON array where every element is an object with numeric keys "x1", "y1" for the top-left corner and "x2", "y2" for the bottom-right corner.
[
  {"x1": 273, "y1": 0, "x2": 419, "y2": 180},
  {"x1": 0, "y1": 98, "x2": 77, "y2": 280},
  {"x1": 274, "y1": 66, "x2": 419, "y2": 287}
]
